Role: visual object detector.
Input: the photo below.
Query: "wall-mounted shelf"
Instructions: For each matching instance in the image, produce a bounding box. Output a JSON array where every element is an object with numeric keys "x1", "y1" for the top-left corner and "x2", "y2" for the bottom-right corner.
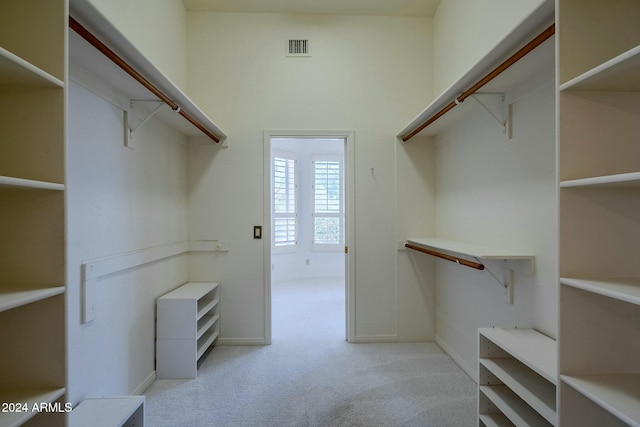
[
  {"x1": 68, "y1": 0, "x2": 226, "y2": 145},
  {"x1": 405, "y1": 238, "x2": 534, "y2": 303},
  {"x1": 406, "y1": 238, "x2": 534, "y2": 263},
  {"x1": 398, "y1": 0, "x2": 554, "y2": 140}
]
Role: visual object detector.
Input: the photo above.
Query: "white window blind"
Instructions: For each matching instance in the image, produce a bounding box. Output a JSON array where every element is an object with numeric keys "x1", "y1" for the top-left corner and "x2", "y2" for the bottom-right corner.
[
  {"x1": 313, "y1": 157, "x2": 343, "y2": 250},
  {"x1": 273, "y1": 154, "x2": 297, "y2": 249}
]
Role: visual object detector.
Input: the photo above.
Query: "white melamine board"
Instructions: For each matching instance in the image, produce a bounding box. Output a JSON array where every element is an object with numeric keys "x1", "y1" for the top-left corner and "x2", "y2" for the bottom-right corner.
[
  {"x1": 68, "y1": 1, "x2": 226, "y2": 142},
  {"x1": 481, "y1": 358, "x2": 555, "y2": 424},
  {"x1": 197, "y1": 315, "x2": 218, "y2": 339},
  {"x1": 0, "y1": 287, "x2": 64, "y2": 313},
  {"x1": 560, "y1": 45, "x2": 640, "y2": 92},
  {"x1": 69, "y1": 396, "x2": 144, "y2": 427},
  {"x1": 561, "y1": 278, "x2": 640, "y2": 306},
  {"x1": 0, "y1": 176, "x2": 65, "y2": 191},
  {"x1": 561, "y1": 374, "x2": 640, "y2": 426},
  {"x1": 479, "y1": 413, "x2": 513, "y2": 427},
  {"x1": 480, "y1": 385, "x2": 553, "y2": 427},
  {"x1": 197, "y1": 298, "x2": 219, "y2": 320},
  {"x1": 407, "y1": 238, "x2": 534, "y2": 261},
  {"x1": 479, "y1": 328, "x2": 556, "y2": 384},
  {"x1": 0, "y1": 388, "x2": 65, "y2": 427},
  {"x1": 197, "y1": 330, "x2": 218, "y2": 360},
  {"x1": 560, "y1": 172, "x2": 640, "y2": 188},
  {"x1": 398, "y1": 0, "x2": 553, "y2": 139},
  {"x1": 0, "y1": 47, "x2": 64, "y2": 88},
  {"x1": 159, "y1": 281, "x2": 218, "y2": 300}
]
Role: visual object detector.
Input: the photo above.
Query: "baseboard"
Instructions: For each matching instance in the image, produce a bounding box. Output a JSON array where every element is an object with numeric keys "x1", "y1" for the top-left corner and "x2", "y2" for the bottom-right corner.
[
  {"x1": 435, "y1": 335, "x2": 478, "y2": 383},
  {"x1": 218, "y1": 337, "x2": 266, "y2": 346},
  {"x1": 132, "y1": 371, "x2": 156, "y2": 395},
  {"x1": 351, "y1": 334, "x2": 397, "y2": 343}
]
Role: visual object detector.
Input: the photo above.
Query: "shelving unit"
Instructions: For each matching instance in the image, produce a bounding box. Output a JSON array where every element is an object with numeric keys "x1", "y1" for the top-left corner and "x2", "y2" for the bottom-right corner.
[
  {"x1": 557, "y1": 0, "x2": 640, "y2": 425},
  {"x1": 0, "y1": 0, "x2": 67, "y2": 426},
  {"x1": 397, "y1": 0, "x2": 554, "y2": 140},
  {"x1": 68, "y1": 0, "x2": 226, "y2": 145},
  {"x1": 69, "y1": 396, "x2": 144, "y2": 427},
  {"x1": 156, "y1": 282, "x2": 220, "y2": 379},
  {"x1": 478, "y1": 328, "x2": 557, "y2": 426}
]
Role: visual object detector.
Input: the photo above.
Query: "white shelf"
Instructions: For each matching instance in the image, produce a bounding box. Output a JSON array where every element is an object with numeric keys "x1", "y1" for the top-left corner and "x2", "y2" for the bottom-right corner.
[
  {"x1": 157, "y1": 281, "x2": 220, "y2": 378},
  {"x1": 0, "y1": 388, "x2": 66, "y2": 427},
  {"x1": 406, "y1": 238, "x2": 534, "y2": 261},
  {"x1": 197, "y1": 314, "x2": 218, "y2": 339},
  {"x1": 197, "y1": 298, "x2": 219, "y2": 320},
  {"x1": 479, "y1": 328, "x2": 556, "y2": 384},
  {"x1": 0, "y1": 287, "x2": 65, "y2": 313},
  {"x1": 0, "y1": 175, "x2": 65, "y2": 191},
  {"x1": 480, "y1": 385, "x2": 553, "y2": 427},
  {"x1": 0, "y1": 47, "x2": 64, "y2": 88},
  {"x1": 560, "y1": 172, "x2": 640, "y2": 188},
  {"x1": 561, "y1": 374, "x2": 640, "y2": 426},
  {"x1": 561, "y1": 277, "x2": 640, "y2": 306},
  {"x1": 68, "y1": 0, "x2": 226, "y2": 143},
  {"x1": 479, "y1": 413, "x2": 514, "y2": 427},
  {"x1": 398, "y1": 0, "x2": 554, "y2": 139},
  {"x1": 197, "y1": 329, "x2": 219, "y2": 360},
  {"x1": 69, "y1": 396, "x2": 144, "y2": 427},
  {"x1": 560, "y1": 45, "x2": 640, "y2": 92},
  {"x1": 481, "y1": 358, "x2": 556, "y2": 424},
  {"x1": 162, "y1": 281, "x2": 219, "y2": 300}
]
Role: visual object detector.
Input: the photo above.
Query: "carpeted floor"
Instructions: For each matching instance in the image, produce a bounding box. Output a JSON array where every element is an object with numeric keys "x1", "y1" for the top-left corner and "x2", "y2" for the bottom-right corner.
[{"x1": 144, "y1": 279, "x2": 477, "y2": 426}]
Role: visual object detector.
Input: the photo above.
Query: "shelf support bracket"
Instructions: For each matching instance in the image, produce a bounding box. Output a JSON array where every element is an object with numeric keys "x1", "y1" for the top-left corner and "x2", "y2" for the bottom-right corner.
[
  {"x1": 471, "y1": 93, "x2": 512, "y2": 140},
  {"x1": 124, "y1": 100, "x2": 165, "y2": 147},
  {"x1": 475, "y1": 257, "x2": 515, "y2": 304}
]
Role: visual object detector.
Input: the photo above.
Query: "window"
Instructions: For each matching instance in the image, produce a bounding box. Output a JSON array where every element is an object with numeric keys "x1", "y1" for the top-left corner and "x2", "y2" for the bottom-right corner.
[
  {"x1": 313, "y1": 156, "x2": 343, "y2": 251},
  {"x1": 272, "y1": 152, "x2": 297, "y2": 251}
]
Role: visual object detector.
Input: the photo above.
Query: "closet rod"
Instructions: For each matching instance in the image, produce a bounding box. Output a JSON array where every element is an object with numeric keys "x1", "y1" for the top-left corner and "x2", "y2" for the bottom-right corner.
[
  {"x1": 401, "y1": 23, "x2": 555, "y2": 142},
  {"x1": 69, "y1": 17, "x2": 221, "y2": 144},
  {"x1": 404, "y1": 243, "x2": 485, "y2": 271}
]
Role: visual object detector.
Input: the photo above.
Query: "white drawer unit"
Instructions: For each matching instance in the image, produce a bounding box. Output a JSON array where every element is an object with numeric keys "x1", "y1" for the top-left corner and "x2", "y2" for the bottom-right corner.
[
  {"x1": 478, "y1": 327, "x2": 557, "y2": 426},
  {"x1": 156, "y1": 282, "x2": 220, "y2": 379}
]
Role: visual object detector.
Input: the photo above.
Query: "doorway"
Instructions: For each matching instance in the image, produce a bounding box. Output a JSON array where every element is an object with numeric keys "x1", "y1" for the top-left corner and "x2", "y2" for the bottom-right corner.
[{"x1": 263, "y1": 131, "x2": 355, "y2": 344}]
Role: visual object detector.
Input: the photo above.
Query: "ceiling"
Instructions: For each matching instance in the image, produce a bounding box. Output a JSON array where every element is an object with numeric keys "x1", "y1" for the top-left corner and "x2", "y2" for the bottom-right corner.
[{"x1": 182, "y1": 0, "x2": 442, "y2": 17}]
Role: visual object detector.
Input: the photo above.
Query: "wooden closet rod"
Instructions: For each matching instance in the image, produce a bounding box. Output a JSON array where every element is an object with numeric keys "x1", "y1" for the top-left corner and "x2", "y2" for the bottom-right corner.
[
  {"x1": 401, "y1": 23, "x2": 555, "y2": 142},
  {"x1": 404, "y1": 243, "x2": 485, "y2": 271},
  {"x1": 69, "y1": 17, "x2": 221, "y2": 144}
]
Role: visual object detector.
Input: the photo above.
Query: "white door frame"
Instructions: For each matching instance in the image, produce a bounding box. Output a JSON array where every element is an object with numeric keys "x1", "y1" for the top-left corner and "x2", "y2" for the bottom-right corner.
[{"x1": 263, "y1": 130, "x2": 355, "y2": 344}]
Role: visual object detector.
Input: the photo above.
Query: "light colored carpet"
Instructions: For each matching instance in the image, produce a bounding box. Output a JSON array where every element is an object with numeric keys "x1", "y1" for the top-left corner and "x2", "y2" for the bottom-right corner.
[{"x1": 144, "y1": 279, "x2": 477, "y2": 426}]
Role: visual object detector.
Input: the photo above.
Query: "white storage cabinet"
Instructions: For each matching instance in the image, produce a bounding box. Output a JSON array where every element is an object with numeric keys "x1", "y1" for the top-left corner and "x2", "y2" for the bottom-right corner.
[
  {"x1": 478, "y1": 328, "x2": 557, "y2": 426},
  {"x1": 156, "y1": 282, "x2": 220, "y2": 379}
]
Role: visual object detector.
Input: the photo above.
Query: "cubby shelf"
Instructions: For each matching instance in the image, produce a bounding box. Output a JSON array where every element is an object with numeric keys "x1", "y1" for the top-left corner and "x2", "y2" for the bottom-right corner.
[
  {"x1": 0, "y1": 46, "x2": 64, "y2": 88},
  {"x1": 0, "y1": 287, "x2": 65, "y2": 313},
  {"x1": 0, "y1": 175, "x2": 65, "y2": 191},
  {"x1": 478, "y1": 328, "x2": 556, "y2": 425},
  {"x1": 557, "y1": 1, "x2": 640, "y2": 424},
  {"x1": 559, "y1": 45, "x2": 640, "y2": 92},
  {"x1": 0, "y1": 387, "x2": 66, "y2": 427},
  {"x1": 560, "y1": 277, "x2": 640, "y2": 306},
  {"x1": 561, "y1": 374, "x2": 640, "y2": 426}
]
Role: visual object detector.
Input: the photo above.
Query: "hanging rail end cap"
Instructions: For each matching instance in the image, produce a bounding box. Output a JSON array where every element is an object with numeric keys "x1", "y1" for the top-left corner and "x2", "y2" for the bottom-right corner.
[{"x1": 172, "y1": 105, "x2": 181, "y2": 113}]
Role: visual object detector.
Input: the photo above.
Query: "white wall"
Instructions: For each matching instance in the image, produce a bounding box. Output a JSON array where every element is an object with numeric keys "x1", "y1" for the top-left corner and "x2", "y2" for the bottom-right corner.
[
  {"x1": 86, "y1": 0, "x2": 188, "y2": 90},
  {"x1": 433, "y1": 0, "x2": 546, "y2": 95},
  {"x1": 434, "y1": 83, "x2": 556, "y2": 377},
  {"x1": 67, "y1": 81, "x2": 190, "y2": 403},
  {"x1": 186, "y1": 12, "x2": 433, "y2": 343},
  {"x1": 271, "y1": 138, "x2": 345, "y2": 284}
]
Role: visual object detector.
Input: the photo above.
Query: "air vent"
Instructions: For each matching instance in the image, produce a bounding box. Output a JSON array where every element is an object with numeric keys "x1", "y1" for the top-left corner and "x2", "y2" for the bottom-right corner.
[{"x1": 287, "y1": 39, "x2": 311, "y2": 57}]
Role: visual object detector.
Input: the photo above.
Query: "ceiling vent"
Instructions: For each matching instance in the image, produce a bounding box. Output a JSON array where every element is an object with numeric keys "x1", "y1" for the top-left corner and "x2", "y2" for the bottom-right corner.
[{"x1": 287, "y1": 39, "x2": 311, "y2": 57}]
